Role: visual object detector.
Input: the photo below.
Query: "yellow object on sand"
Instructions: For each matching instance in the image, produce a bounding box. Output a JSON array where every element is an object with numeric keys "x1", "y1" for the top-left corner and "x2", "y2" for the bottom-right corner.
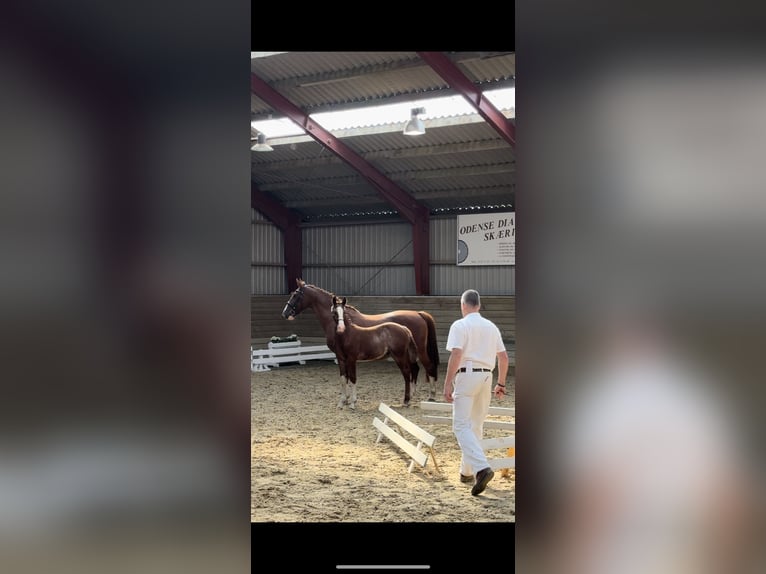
[{"x1": 500, "y1": 447, "x2": 515, "y2": 478}]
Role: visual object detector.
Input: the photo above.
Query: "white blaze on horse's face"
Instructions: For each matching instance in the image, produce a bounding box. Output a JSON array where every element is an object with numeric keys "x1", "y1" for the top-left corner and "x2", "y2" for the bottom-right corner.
[{"x1": 334, "y1": 302, "x2": 346, "y2": 333}]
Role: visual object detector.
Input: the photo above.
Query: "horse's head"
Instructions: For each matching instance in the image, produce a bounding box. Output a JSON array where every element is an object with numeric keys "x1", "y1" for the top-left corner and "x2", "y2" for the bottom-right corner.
[
  {"x1": 282, "y1": 279, "x2": 308, "y2": 320},
  {"x1": 331, "y1": 295, "x2": 348, "y2": 333}
]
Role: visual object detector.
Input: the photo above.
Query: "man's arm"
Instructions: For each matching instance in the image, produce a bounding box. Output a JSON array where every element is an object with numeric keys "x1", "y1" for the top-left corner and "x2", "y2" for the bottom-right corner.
[
  {"x1": 494, "y1": 350, "x2": 509, "y2": 397},
  {"x1": 443, "y1": 347, "x2": 463, "y2": 402},
  {"x1": 496, "y1": 350, "x2": 509, "y2": 386}
]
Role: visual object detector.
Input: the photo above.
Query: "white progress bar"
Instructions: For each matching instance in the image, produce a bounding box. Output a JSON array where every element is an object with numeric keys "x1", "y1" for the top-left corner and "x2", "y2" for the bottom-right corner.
[{"x1": 336, "y1": 566, "x2": 430, "y2": 570}]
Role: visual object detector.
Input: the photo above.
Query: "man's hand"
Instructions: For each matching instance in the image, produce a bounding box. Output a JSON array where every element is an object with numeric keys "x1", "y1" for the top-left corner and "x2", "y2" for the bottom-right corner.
[{"x1": 443, "y1": 380, "x2": 454, "y2": 403}]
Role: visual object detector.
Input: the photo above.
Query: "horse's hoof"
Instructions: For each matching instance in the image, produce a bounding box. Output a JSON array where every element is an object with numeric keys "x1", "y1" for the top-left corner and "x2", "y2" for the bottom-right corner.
[{"x1": 427, "y1": 397, "x2": 436, "y2": 402}]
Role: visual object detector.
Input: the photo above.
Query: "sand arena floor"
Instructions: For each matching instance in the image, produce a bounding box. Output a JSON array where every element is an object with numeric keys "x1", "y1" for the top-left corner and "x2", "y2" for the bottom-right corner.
[{"x1": 251, "y1": 359, "x2": 515, "y2": 522}]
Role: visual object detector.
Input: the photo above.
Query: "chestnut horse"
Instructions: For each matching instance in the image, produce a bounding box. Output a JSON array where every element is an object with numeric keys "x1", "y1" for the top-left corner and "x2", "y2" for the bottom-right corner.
[
  {"x1": 331, "y1": 296, "x2": 419, "y2": 409},
  {"x1": 281, "y1": 279, "x2": 439, "y2": 402}
]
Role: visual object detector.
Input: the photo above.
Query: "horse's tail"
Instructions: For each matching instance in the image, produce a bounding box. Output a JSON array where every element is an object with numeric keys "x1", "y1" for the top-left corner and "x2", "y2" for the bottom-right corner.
[{"x1": 418, "y1": 311, "x2": 440, "y2": 369}]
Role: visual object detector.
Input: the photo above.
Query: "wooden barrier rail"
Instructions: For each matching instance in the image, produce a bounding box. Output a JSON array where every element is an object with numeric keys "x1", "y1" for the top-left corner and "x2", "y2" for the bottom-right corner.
[
  {"x1": 373, "y1": 403, "x2": 440, "y2": 474},
  {"x1": 480, "y1": 436, "x2": 516, "y2": 473},
  {"x1": 419, "y1": 401, "x2": 515, "y2": 474},
  {"x1": 419, "y1": 401, "x2": 515, "y2": 431}
]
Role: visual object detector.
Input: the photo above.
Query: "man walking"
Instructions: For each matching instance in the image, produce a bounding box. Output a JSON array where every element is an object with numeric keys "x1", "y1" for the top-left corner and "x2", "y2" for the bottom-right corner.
[{"x1": 443, "y1": 289, "x2": 509, "y2": 496}]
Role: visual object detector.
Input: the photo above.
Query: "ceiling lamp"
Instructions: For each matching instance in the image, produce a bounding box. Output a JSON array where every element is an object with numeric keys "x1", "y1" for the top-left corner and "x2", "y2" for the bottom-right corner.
[
  {"x1": 251, "y1": 133, "x2": 273, "y2": 152},
  {"x1": 403, "y1": 107, "x2": 426, "y2": 136}
]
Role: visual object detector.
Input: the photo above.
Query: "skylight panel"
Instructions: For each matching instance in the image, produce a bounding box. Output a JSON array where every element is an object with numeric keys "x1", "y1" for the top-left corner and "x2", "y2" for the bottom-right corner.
[{"x1": 250, "y1": 87, "x2": 515, "y2": 139}]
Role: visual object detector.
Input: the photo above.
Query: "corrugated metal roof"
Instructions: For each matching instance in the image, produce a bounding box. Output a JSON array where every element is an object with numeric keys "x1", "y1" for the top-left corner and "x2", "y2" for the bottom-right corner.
[
  {"x1": 250, "y1": 51, "x2": 515, "y2": 116},
  {"x1": 251, "y1": 51, "x2": 515, "y2": 223}
]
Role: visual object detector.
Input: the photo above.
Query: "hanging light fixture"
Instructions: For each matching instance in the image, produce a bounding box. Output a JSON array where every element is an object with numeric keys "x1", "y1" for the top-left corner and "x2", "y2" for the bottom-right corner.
[
  {"x1": 251, "y1": 133, "x2": 273, "y2": 152},
  {"x1": 403, "y1": 107, "x2": 426, "y2": 136}
]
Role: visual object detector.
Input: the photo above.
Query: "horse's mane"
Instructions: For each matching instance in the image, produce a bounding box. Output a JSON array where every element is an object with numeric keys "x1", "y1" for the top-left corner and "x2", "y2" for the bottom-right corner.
[{"x1": 306, "y1": 283, "x2": 361, "y2": 312}]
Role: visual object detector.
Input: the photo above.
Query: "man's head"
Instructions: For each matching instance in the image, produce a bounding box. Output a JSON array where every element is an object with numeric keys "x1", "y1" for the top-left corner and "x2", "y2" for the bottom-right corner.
[{"x1": 460, "y1": 289, "x2": 481, "y2": 316}]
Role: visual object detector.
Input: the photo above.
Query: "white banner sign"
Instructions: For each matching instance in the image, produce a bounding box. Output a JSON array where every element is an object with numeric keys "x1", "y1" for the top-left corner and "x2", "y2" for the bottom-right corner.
[{"x1": 457, "y1": 212, "x2": 515, "y2": 266}]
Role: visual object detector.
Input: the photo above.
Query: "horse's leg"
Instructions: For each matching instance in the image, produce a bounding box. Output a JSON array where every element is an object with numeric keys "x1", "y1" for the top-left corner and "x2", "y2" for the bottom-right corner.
[
  {"x1": 415, "y1": 335, "x2": 437, "y2": 402},
  {"x1": 403, "y1": 364, "x2": 411, "y2": 407},
  {"x1": 423, "y1": 355, "x2": 438, "y2": 402},
  {"x1": 427, "y1": 372, "x2": 437, "y2": 402},
  {"x1": 337, "y1": 374, "x2": 348, "y2": 408},
  {"x1": 347, "y1": 361, "x2": 358, "y2": 410},
  {"x1": 392, "y1": 354, "x2": 412, "y2": 407},
  {"x1": 419, "y1": 313, "x2": 440, "y2": 402},
  {"x1": 410, "y1": 361, "x2": 420, "y2": 402},
  {"x1": 337, "y1": 360, "x2": 348, "y2": 408}
]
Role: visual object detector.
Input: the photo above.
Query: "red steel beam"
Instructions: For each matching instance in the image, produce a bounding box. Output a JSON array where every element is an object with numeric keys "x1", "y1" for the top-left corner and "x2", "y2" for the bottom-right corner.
[
  {"x1": 250, "y1": 72, "x2": 429, "y2": 226},
  {"x1": 251, "y1": 182, "x2": 302, "y2": 293},
  {"x1": 251, "y1": 72, "x2": 431, "y2": 294},
  {"x1": 418, "y1": 51, "x2": 516, "y2": 147}
]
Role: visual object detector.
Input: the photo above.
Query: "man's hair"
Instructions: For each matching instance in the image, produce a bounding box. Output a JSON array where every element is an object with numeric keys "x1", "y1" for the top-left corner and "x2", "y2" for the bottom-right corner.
[{"x1": 461, "y1": 289, "x2": 480, "y2": 308}]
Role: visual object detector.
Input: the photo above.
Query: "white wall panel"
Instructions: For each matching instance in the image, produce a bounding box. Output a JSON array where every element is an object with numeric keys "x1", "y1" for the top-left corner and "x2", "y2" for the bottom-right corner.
[
  {"x1": 303, "y1": 222, "x2": 412, "y2": 265},
  {"x1": 252, "y1": 209, "x2": 285, "y2": 294},
  {"x1": 306, "y1": 266, "x2": 415, "y2": 296},
  {"x1": 430, "y1": 217, "x2": 458, "y2": 263},
  {"x1": 251, "y1": 221, "x2": 283, "y2": 265},
  {"x1": 251, "y1": 267, "x2": 285, "y2": 295},
  {"x1": 431, "y1": 264, "x2": 515, "y2": 296}
]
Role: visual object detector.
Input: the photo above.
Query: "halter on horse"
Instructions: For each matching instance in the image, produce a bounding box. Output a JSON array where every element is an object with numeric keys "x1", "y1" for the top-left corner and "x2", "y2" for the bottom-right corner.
[{"x1": 281, "y1": 279, "x2": 440, "y2": 403}]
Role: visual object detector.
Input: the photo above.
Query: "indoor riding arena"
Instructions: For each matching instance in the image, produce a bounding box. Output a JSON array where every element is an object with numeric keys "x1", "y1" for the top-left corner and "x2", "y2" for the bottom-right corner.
[{"x1": 250, "y1": 51, "x2": 515, "y2": 523}]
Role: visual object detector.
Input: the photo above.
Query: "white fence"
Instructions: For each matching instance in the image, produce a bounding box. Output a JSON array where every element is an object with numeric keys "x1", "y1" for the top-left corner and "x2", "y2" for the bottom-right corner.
[
  {"x1": 251, "y1": 340, "x2": 337, "y2": 372},
  {"x1": 373, "y1": 403, "x2": 440, "y2": 474},
  {"x1": 418, "y1": 401, "x2": 515, "y2": 473}
]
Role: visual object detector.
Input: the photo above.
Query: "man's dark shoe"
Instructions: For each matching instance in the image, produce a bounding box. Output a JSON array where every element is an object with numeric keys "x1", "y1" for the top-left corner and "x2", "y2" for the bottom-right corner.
[
  {"x1": 471, "y1": 467, "x2": 495, "y2": 496},
  {"x1": 459, "y1": 473, "x2": 474, "y2": 484}
]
